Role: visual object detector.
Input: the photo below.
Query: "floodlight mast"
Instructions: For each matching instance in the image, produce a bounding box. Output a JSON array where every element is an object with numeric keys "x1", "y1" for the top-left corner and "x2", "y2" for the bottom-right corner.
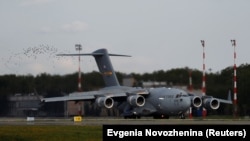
[
  {"x1": 75, "y1": 44, "x2": 82, "y2": 92},
  {"x1": 231, "y1": 39, "x2": 238, "y2": 118},
  {"x1": 75, "y1": 44, "x2": 83, "y2": 116},
  {"x1": 201, "y1": 40, "x2": 207, "y2": 119},
  {"x1": 188, "y1": 69, "x2": 193, "y2": 119}
]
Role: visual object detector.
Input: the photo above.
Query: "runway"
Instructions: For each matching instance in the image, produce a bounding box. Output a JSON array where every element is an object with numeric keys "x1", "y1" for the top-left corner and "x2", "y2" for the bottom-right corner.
[{"x1": 0, "y1": 117, "x2": 250, "y2": 126}]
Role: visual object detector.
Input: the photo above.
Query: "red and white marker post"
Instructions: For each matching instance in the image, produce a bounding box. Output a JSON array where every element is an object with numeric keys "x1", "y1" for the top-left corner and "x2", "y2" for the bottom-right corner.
[
  {"x1": 231, "y1": 39, "x2": 238, "y2": 118},
  {"x1": 201, "y1": 40, "x2": 207, "y2": 119}
]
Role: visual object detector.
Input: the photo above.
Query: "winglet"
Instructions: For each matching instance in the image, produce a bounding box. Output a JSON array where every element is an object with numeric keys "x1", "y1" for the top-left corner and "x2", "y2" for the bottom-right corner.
[
  {"x1": 227, "y1": 89, "x2": 232, "y2": 101},
  {"x1": 33, "y1": 88, "x2": 44, "y2": 103},
  {"x1": 216, "y1": 90, "x2": 233, "y2": 104}
]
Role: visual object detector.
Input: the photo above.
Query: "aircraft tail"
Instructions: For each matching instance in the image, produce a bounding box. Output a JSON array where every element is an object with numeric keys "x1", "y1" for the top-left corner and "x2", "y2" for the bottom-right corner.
[
  {"x1": 57, "y1": 48, "x2": 131, "y2": 87},
  {"x1": 92, "y1": 48, "x2": 131, "y2": 87}
]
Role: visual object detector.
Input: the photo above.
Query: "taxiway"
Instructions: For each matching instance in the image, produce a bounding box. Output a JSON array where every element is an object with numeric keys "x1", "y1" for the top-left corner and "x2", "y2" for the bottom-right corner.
[{"x1": 0, "y1": 117, "x2": 249, "y2": 126}]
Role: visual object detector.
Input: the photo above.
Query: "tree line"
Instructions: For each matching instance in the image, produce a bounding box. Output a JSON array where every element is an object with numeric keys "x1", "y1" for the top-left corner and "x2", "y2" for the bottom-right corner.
[{"x1": 0, "y1": 63, "x2": 250, "y2": 117}]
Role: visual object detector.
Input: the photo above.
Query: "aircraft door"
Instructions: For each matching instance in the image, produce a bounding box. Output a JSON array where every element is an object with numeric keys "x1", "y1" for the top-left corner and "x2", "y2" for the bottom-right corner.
[
  {"x1": 158, "y1": 97, "x2": 164, "y2": 110},
  {"x1": 174, "y1": 99, "x2": 179, "y2": 107},
  {"x1": 158, "y1": 96, "x2": 171, "y2": 110}
]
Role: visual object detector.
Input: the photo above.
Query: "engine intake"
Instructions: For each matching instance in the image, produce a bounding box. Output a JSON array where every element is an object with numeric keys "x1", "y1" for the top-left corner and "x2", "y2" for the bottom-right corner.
[
  {"x1": 127, "y1": 95, "x2": 145, "y2": 107},
  {"x1": 191, "y1": 96, "x2": 202, "y2": 108},
  {"x1": 203, "y1": 97, "x2": 220, "y2": 110},
  {"x1": 95, "y1": 97, "x2": 114, "y2": 109}
]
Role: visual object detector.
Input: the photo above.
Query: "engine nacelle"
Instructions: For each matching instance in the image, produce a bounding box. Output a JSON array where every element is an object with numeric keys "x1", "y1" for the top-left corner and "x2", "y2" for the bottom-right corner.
[
  {"x1": 203, "y1": 97, "x2": 220, "y2": 110},
  {"x1": 127, "y1": 95, "x2": 145, "y2": 107},
  {"x1": 190, "y1": 96, "x2": 202, "y2": 108},
  {"x1": 95, "y1": 97, "x2": 114, "y2": 109}
]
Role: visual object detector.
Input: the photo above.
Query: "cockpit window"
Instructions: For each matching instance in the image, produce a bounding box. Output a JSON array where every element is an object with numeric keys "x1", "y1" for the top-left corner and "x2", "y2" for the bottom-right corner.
[
  {"x1": 175, "y1": 92, "x2": 188, "y2": 98},
  {"x1": 176, "y1": 93, "x2": 181, "y2": 98}
]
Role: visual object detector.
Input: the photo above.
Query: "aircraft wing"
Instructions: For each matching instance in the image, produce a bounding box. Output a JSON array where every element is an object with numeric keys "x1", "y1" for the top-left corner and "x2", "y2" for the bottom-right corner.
[
  {"x1": 188, "y1": 92, "x2": 232, "y2": 110},
  {"x1": 42, "y1": 95, "x2": 95, "y2": 102},
  {"x1": 216, "y1": 98, "x2": 232, "y2": 104},
  {"x1": 41, "y1": 87, "x2": 149, "y2": 103},
  {"x1": 41, "y1": 91, "x2": 127, "y2": 102}
]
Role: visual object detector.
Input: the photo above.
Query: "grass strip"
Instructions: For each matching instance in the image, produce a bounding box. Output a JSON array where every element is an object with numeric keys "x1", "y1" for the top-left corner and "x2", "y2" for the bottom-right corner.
[{"x1": 0, "y1": 125, "x2": 102, "y2": 141}]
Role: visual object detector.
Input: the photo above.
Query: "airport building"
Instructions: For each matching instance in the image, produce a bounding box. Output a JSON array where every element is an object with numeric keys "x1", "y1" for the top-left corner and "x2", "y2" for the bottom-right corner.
[{"x1": 8, "y1": 93, "x2": 42, "y2": 117}]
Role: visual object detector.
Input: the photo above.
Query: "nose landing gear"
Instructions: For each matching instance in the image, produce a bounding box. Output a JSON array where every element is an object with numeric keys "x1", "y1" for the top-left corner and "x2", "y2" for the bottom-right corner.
[{"x1": 179, "y1": 113, "x2": 185, "y2": 119}]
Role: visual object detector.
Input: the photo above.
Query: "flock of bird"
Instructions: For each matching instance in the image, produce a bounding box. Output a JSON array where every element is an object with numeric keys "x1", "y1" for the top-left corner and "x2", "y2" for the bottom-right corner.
[
  {"x1": 1, "y1": 44, "x2": 77, "y2": 75},
  {"x1": 23, "y1": 44, "x2": 59, "y2": 60}
]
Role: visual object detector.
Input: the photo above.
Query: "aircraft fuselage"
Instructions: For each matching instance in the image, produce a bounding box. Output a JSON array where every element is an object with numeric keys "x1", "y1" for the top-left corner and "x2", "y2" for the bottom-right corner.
[
  {"x1": 147, "y1": 87, "x2": 191, "y2": 117},
  {"x1": 121, "y1": 87, "x2": 192, "y2": 119}
]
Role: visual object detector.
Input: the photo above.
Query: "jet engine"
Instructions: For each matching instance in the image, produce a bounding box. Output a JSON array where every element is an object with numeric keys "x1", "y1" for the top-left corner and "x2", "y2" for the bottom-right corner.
[
  {"x1": 202, "y1": 97, "x2": 220, "y2": 110},
  {"x1": 127, "y1": 95, "x2": 145, "y2": 107},
  {"x1": 190, "y1": 96, "x2": 202, "y2": 108},
  {"x1": 95, "y1": 97, "x2": 114, "y2": 109}
]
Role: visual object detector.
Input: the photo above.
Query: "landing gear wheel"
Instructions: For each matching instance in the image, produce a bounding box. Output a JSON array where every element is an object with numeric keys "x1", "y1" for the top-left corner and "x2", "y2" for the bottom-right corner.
[{"x1": 180, "y1": 114, "x2": 185, "y2": 119}]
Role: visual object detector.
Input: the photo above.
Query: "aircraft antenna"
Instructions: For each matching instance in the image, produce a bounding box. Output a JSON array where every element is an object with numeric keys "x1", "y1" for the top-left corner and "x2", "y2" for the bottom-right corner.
[
  {"x1": 201, "y1": 40, "x2": 207, "y2": 119},
  {"x1": 231, "y1": 39, "x2": 238, "y2": 118}
]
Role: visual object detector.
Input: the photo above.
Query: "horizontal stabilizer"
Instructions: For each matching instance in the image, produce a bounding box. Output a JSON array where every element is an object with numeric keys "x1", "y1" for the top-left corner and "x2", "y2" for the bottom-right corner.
[
  {"x1": 57, "y1": 48, "x2": 131, "y2": 87},
  {"x1": 57, "y1": 53, "x2": 131, "y2": 57}
]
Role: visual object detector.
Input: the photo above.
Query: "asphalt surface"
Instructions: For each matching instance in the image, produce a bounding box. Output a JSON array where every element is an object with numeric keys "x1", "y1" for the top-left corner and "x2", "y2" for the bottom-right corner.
[{"x1": 0, "y1": 117, "x2": 250, "y2": 126}]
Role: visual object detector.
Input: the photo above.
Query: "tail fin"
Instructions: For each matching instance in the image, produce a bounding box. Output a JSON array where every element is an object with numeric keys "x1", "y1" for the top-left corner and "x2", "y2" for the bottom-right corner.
[
  {"x1": 92, "y1": 48, "x2": 130, "y2": 87},
  {"x1": 57, "y1": 48, "x2": 131, "y2": 87}
]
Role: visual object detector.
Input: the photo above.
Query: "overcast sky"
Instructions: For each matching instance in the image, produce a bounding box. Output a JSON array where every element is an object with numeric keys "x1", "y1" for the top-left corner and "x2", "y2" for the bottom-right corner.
[{"x1": 1, "y1": 0, "x2": 249, "y2": 76}]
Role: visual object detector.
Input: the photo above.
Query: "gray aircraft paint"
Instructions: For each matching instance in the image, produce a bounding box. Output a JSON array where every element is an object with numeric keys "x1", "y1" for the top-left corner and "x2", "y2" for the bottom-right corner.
[{"x1": 41, "y1": 48, "x2": 232, "y2": 119}]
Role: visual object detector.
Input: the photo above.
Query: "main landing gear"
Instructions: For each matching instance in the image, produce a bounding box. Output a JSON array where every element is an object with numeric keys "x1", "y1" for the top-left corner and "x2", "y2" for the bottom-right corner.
[
  {"x1": 124, "y1": 115, "x2": 141, "y2": 119},
  {"x1": 153, "y1": 114, "x2": 170, "y2": 119}
]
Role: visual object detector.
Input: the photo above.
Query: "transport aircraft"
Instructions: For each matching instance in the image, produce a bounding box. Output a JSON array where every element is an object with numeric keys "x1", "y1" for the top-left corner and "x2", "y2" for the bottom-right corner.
[{"x1": 41, "y1": 48, "x2": 232, "y2": 119}]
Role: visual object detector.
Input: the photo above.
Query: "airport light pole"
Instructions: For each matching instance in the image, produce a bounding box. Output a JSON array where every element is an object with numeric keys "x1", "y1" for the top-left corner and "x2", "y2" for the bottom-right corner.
[
  {"x1": 75, "y1": 44, "x2": 82, "y2": 92},
  {"x1": 75, "y1": 44, "x2": 83, "y2": 116},
  {"x1": 231, "y1": 39, "x2": 238, "y2": 118},
  {"x1": 189, "y1": 70, "x2": 193, "y2": 92},
  {"x1": 201, "y1": 40, "x2": 207, "y2": 118},
  {"x1": 188, "y1": 69, "x2": 193, "y2": 119}
]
